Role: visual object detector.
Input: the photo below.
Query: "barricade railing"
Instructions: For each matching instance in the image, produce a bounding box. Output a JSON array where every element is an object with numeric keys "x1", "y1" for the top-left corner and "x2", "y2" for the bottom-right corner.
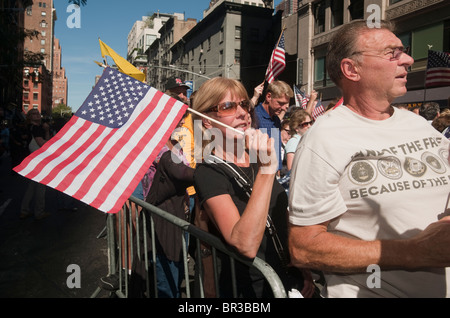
[{"x1": 91, "y1": 196, "x2": 288, "y2": 298}]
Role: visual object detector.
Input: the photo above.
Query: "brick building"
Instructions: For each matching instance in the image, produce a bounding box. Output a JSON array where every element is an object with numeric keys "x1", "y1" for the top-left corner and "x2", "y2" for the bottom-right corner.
[
  {"x1": 22, "y1": 0, "x2": 56, "y2": 116},
  {"x1": 52, "y1": 38, "x2": 68, "y2": 107}
]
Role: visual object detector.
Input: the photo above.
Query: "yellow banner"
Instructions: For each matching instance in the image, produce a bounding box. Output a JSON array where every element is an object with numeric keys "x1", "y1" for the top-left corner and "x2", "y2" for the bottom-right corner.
[{"x1": 99, "y1": 39, "x2": 146, "y2": 83}]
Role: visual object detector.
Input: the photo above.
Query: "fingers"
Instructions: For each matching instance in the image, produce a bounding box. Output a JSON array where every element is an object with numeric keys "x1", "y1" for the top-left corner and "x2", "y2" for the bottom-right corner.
[{"x1": 245, "y1": 129, "x2": 276, "y2": 169}]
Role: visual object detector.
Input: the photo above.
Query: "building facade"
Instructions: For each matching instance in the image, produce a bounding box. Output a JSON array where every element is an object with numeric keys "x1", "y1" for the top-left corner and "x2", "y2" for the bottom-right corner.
[
  {"x1": 22, "y1": 0, "x2": 56, "y2": 115},
  {"x1": 146, "y1": 13, "x2": 197, "y2": 91},
  {"x1": 293, "y1": 0, "x2": 450, "y2": 107},
  {"x1": 147, "y1": 1, "x2": 280, "y2": 96},
  {"x1": 52, "y1": 38, "x2": 68, "y2": 107},
  {"x1": 127, "y1": 12, "x2": 175, "y2": 73},
  {"x1": 0, "y1": 0, "x2": 33, "y2": 115}
]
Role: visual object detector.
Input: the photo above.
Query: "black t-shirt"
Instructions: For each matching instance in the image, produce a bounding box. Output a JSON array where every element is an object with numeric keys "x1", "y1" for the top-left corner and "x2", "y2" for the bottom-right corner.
[{"x1": 194, "y1": 161, "x2": 289, "y2": 297}]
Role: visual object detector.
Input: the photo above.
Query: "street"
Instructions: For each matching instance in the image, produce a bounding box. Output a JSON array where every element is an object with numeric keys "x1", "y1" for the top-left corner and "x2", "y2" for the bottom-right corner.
[{"x1": 0, "y1": 153, "x2": 108, "y2": 298}]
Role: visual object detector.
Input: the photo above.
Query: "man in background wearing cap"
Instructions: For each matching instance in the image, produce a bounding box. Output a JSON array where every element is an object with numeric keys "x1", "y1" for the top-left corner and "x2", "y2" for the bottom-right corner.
[
  {"x1": 166, "y1": 77, "x2": 190, "y2": 103},
  {"x1": 166, "y1": 78, "x2": 197, "y2": 224}
]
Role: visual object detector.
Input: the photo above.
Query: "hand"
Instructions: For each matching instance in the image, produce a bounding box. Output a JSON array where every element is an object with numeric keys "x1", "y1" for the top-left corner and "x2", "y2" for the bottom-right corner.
[
  {"x1": 245, "y1": 128, "x2": 278, "y2": 175},
  {"x1": 299, "y1": 269, "x2": 317, "y2": 298},
  {"x1": 409, "y1": 216, "x2": 450, "y2": 268},
  {"x1": 253, "y1": 83, "x2": 264, "y2": 99},
  {"x1": 309, "y1": 90, "x2": 318, "y2": 101}
]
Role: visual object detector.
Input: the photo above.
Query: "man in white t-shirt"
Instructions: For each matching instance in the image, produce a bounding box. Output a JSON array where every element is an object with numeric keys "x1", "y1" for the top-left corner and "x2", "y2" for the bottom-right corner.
[{"x1": 288, "y1": 19, "x2": 450, "y2": 298}]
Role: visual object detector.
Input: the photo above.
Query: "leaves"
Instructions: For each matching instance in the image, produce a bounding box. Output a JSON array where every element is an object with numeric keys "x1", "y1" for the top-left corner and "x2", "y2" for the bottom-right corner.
[{"x1": 68, "y1": 0, "x2": 87, "y2": 6}]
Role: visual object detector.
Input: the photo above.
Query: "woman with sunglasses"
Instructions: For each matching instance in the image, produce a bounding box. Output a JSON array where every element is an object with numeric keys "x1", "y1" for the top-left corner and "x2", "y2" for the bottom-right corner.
[
  {"x1": 285, "y1": 109, "x2": 314, "y2": 171},
  {"x1": 191, "y1": 77, "x2": 314, "y2": 298}
]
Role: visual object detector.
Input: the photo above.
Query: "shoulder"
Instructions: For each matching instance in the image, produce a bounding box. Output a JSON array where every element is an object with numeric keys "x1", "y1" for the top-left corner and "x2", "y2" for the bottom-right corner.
[
  {"x1": 285, "y1": 134, "x2": 301, "y2": 152},
  {"x1": 195, "y1": 163, "x2": 229, "y2": 180}
]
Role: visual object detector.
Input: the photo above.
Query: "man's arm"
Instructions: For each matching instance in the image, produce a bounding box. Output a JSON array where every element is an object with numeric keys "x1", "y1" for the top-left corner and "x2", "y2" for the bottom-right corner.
[{"x1": 289, "y1": 217, "x2": 450, "y2": 273}]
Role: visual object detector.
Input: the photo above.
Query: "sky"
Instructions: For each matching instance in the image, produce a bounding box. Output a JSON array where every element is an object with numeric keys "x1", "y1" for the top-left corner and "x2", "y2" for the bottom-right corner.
[{"x1": 53, "y1": 0, "x2": 283, "y2": 111}]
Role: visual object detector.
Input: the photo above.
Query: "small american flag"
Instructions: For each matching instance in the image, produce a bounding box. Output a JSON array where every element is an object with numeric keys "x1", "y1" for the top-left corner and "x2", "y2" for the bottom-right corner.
[
  {"x1": 265, "y1": 32, "x2": 286, "y2": 84},
  {"x1": 14, "y1": 67, "x2": 188, "y2": 214},
  {"x1": 293, "y1": 85, "x2": 325, "y2": 120},
  {"x1": 311, "y1": 99, "x2": 325, "y2": 120},
  {"x1": 425, "y1": 50, "x2": 450, "y2": 88},
  {"x1": 294, "y1": 85, "x2": 308, "y2": 109}
]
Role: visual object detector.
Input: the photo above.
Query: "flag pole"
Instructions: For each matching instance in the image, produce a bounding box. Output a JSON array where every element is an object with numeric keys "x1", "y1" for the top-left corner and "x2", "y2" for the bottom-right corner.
[
  {"x1": 187, "y1": 108, "x2": 244, "y2": 136},
  {"x1": 264, "y1": 26, "x2": 287, "y2": 85}
]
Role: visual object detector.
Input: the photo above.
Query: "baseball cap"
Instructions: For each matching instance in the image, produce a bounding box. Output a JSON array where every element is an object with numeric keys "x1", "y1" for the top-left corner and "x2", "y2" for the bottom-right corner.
[{"x1": 166, "y1": 77, "x2": 190, "y2": 91}]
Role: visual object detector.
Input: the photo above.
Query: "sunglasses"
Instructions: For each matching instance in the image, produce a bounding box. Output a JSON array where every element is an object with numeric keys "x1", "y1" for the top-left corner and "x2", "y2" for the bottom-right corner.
[
  {"x1": 300, "y1": 120, "x2": 314, "y2": 128},
  {"x1": 207, "y1": 100, "x2": 251, "y2": 117},
  {"x1": 351, "y1": 46, "x2": 410, "y2": 61}
]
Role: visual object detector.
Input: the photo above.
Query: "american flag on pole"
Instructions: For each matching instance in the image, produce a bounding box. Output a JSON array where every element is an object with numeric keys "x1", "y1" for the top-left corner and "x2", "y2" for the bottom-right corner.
[
  {"x1": 425, "y1": 50, "x2": 450, "y2": 88},
  {"x1": 294, "y1": 85, "x2": 308, "y2": 109},
  {"x1": 265, "y1": 31, "x2": 286, "y2": 84},
  {"x1": 293, "y1": 85, "x2": 325, "y2": 120},
  {"x1": 14, "y1": 67, "x2": 188, "y2": 214},
  {"x1": 311, "y1": 99, "x2": 325, "y2": 120}
]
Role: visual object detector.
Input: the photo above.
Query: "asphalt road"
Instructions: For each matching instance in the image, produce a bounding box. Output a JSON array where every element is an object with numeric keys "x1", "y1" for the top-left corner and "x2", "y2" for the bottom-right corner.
[{"x1": 0, "y1": 153, "x2": 109, "y2": 298}]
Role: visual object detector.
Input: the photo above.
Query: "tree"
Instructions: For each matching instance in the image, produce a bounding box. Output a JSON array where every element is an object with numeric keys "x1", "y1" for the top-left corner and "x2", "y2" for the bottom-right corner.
[
  {"x1": 52, "y1": 103, "x2": 73, "y2": 119},
  {"x1": 68, "y1": 0, "x2": 87, "y2": 6}
]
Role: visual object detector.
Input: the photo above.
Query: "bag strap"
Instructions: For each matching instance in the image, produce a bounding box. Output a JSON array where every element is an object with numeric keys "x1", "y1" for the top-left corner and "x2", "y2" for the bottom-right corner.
[{"x1": 205, "y1": 155, "x2": 290, "y2": 268}]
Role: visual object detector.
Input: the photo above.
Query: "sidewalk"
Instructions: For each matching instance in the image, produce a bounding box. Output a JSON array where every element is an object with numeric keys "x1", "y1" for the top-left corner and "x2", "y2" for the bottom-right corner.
[{"x1": 0, "y1": 153, "x2": 109, "y2": 298}]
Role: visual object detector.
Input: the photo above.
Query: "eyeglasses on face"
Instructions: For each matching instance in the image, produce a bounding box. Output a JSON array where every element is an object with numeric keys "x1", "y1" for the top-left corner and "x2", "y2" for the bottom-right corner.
[
  {"x1": 207, "y1": 100, "x2": 251, "y2": 117},
  {"x1": 351, "y1": 46, "x2": 410, "y2": 61},
  {"x1": 300, "y1": 120, "x2": 314, "y2": 129}
]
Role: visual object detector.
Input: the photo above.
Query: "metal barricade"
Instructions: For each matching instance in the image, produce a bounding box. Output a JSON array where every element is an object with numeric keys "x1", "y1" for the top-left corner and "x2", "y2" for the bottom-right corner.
[{"x1": 91, "y1": 196, "x2": 288, "y2": 298}]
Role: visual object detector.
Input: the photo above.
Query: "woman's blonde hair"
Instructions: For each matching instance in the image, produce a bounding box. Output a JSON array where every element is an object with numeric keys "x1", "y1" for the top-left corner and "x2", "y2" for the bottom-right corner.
[
  {"x1": 192, "y1": 77, "x2": 250, "y2": 158},
  {"x1": 192, "y1": 77, "x2": 249, "y2": 117}
]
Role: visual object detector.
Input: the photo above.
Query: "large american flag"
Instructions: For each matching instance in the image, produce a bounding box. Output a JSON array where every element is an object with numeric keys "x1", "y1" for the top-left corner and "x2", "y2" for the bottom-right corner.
[
  {"x1": 293, "y1": 85, "x2": 325, "y2": 120},
  {"x1": 425, "y1": 50, "x2": 450, "y2": 88},
  {"x1": 14, "y1": 67, "x2": 188, "y2": 214},
  {"x1": 265, "y1": 32, "x2": 286, "y2": 84}
]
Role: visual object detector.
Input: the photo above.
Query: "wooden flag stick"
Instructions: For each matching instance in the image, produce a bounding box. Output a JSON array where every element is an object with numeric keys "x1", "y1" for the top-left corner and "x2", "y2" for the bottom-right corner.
[{"x1": 187, "y1": 108, "x2": 244, "y2": 136}]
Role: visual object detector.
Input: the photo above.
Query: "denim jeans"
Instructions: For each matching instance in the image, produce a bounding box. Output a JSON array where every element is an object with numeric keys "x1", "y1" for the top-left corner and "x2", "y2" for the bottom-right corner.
[{"x1": 155, "y1": 253, "x2": 185, "y2": 298}]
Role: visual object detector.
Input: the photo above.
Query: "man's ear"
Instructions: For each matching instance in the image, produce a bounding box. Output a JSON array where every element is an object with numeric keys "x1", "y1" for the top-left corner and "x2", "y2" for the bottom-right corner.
[{"x1": 341, "y1": 58, "x2": 360, "y2": 82}]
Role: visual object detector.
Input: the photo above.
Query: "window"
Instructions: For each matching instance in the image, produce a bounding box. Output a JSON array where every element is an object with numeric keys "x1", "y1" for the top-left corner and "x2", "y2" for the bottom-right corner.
[
  {"x1": 235, "y1": 49, "x2": 241, "y2": 65},
  {"x1": 315, "y1": 57, "x2": 326, "y2": 83},
  {"x1": 235, "y1": 26, "x2": 241, "y2": 39},
  {"x1": 26, "y1": 6, "x2": 32, "y2": 15},
  {"x1": 349, "y1": 0, "x2": 364, "y2": 20},
  {"x1": 412, "y1": 22, "x2": 444, "y2": 60},
  {"x1": 40, "y1": 20, "x2": 47, "y2": 28},
  {"x1": 33, "y1": 93, "x2": 38, "y2": 101},
  {"x1": 331, "y1": 0, "x2": 344, "y2": 28},
  {"x1": 219, "y1": 50, "x2": 224, "y2": 67},
  {"x1": 41, "y1": 31, "x2": 46, "y2": 37},
  {"x1": 41, "y1": 39, "x2": 45, "y2": 45},
  {"x1": 220, "y1": 27, "x2": 224, "y2": 43},
  {"x1": 41, "y1": 11, "x2": 46, "y2": 16},
  {"x1": 314, "y1": 1, "x2": 325, "y2": 35}
]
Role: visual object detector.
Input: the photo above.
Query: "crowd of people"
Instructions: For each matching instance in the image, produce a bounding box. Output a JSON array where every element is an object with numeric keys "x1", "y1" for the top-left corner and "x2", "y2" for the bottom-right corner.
[{"x1": 2, "y1": 18, "x2": 450, "y2": 299}]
